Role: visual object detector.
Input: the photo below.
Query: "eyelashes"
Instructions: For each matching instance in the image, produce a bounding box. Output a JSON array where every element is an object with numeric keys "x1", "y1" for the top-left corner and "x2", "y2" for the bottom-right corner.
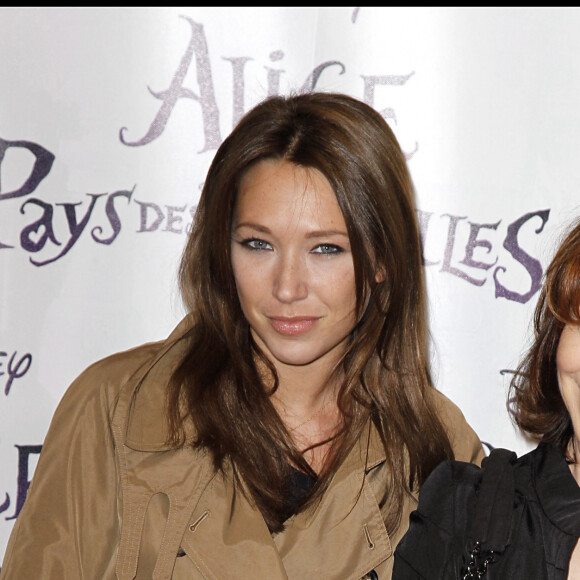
[
  {"x1": 240, "y1": 238, "x2": 273, "y2": 251},
  {"x1": 311, "y1": 244, "x2": 344, "y2": 255},
  {"x1": 238, "y1": 238, "x2": 345, "y2": 255}
]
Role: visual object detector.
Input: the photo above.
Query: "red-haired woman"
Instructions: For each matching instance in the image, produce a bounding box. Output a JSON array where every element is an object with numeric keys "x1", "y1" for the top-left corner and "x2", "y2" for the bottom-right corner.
[{"x1": 394, "y1": 219, "x2": 580, "y2": 579}]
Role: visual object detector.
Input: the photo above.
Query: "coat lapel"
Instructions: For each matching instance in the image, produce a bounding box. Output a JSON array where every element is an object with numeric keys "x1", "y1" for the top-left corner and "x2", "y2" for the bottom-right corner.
[
  {"x1": 179, "y1": 439, "x2": 391, "y2": 580},
  {"x1": 180, "y1": 470, "x2": 289, "y2": 579},
  {"x1": 115, "y1": 319, "x2": 392, "y2": 579},
  {"x1": 274, "y1": 424, "x2": 391, "y2": 578}
]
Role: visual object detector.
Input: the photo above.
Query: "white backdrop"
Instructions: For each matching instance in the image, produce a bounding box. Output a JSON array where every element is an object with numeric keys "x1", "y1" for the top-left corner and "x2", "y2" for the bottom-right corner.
[{"x1": 2, "y1": 6, "x2": 580, "y2": 561}]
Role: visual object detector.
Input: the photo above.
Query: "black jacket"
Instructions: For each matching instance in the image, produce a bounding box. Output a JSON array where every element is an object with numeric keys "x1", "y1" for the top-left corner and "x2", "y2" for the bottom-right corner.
[{"x1": 393, "y1": 442, "x2": 580, "y2": 579}]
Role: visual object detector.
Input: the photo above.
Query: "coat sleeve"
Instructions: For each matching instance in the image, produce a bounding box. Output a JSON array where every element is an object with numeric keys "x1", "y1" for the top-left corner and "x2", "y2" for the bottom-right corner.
[
  {"x1": 392, "y1": 460, "x2": 481, "y2": 580},
  {"x1": 0, "y1": 346, "x2": 157, "y2": 580}
]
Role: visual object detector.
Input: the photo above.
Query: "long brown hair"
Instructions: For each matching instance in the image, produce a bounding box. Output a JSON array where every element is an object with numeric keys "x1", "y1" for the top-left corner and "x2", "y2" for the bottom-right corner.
[
  {"x1": 168, "y1": 92, "x2": 453, "y2": 533},
  {"x1": 508, "y1": 218, "x2": 580, "y2": 456}
]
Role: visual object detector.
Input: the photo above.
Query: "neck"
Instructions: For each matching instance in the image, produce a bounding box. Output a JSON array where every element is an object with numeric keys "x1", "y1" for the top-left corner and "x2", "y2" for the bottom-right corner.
[
  {"x1": 270, "y1": 361, "x2": 340, "y2": 415},
  {"x1": 270, "y1": 370, "x2": 340, "y2": 453},
  {"x1": 252, "y1": 343, "x2": 345, "y2": 463}
]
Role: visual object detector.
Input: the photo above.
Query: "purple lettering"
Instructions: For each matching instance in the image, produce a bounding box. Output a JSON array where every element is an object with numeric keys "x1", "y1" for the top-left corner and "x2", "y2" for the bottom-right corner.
[
  {"x1": 0, "y1": 138, "x2": 54, "y2": 201},
  {"x1": 265, "y1": 50, "x2": 284, "y2": 96},
  {"x1": 91, "y1": 187, "x2": 134, "y2": 244},
  {"x1": 440, "y1": 214, "x2": 486, "y2": 286},
  {"x1": 4, "y1": 352, "x2": 32, "y2": 395},
  {"x1": 301, "y1": 61, "x2": 346, "y2": 92},
  {"x1": 135, "y1": 200, "x2": 164, "y2": 232},
  {"x1": 416, "y1": 209, "x2": 439, "y2": 266},
  {"x1": 493, "y1": 210, "x2": 550, "y2": 303},
  {"x1": 185, "y1": 204, "x2": 198, "y2": 235},
  {"x1": 361, "y1": 73, "x2": 418, "y2": 160},
  {"x1": 163, "y1": 204, "x2": 186, "y2": 234},
  {"x1": 459, "y1": 221, "x2": 500, "y2": 270},
  {"x1": 223, "y1": 56, "x2": 253, "y2": 127},
  {"x1": 29, "y1": 194, "x2": 105, "y2": 266},
  {"x1": 19, "y1": 199, "x2": 61, "y2": 253},
  {"x1": 5, "y1": 445, "x2": 42, "y2": 520},
  {"x1": 119, "y1": 16, "x2": 221, "y2": 153}
]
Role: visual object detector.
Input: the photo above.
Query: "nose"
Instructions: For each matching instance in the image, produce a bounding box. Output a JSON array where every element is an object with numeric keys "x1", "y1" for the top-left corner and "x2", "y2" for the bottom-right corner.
[{"x1": 272, "y1": 252, "x2": 308, "y2": 303}]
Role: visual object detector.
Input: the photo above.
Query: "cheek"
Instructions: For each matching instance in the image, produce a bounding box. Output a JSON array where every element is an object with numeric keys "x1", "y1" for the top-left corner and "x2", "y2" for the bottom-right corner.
[
  {"x1": 232, "y1": 270, "x2": 253, "y2": 307},
  {"x1": 318, "y1": 268, "x2": 357, "y2": 313},
  {"x1": 231, "y1": 248, "x2": 251, "y2": 288},
  {"x1": 557, "y1": 331, "x2": 580, "y2": 422},
  {"x1": 559, "y1": 369, "x2": 580, "y2": 401},
  {"x1": 231, "y1": 256, "x2": 268, "y2": 312},
  {"x1": 559, "y1": 374, "x2": 580, "y2": 437},
  {"x1": 231, "y1": 257, "x2": 251, "y2": 307},
  {"x1": 557, "y1": 325, "x2": 580, "y2": 375}
]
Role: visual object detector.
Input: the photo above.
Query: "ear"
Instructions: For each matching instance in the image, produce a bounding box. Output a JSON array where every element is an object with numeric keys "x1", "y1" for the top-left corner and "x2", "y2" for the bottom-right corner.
[{"x1": 375, "y1": 266, "x2": 386, "y2": 284}]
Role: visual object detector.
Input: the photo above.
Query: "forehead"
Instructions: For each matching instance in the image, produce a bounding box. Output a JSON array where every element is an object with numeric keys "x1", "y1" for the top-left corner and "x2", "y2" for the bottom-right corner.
[{"x1": 234, "y1": 159, "x2": 345, "y2": 229}]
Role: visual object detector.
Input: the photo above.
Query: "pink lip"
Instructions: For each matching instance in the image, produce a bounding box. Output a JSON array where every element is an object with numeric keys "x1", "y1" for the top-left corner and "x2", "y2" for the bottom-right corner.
[{"x1": 269, "y1": 317, "x2": 319, "y2": 336}]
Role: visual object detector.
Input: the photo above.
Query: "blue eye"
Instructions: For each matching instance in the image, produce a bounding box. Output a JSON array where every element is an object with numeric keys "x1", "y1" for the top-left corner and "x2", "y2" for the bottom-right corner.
[
  {"x1": 312, "y1": 244, "x2": 343, "y2": 255},
  {"x1": 242, "y1": 238, "x2": 273, "y2": 251}
]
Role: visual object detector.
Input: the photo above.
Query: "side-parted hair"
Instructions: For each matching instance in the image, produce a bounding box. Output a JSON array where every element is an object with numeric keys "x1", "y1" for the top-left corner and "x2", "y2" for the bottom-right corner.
[
  {"x1": 508, "y1": 218, "x2": 580, "y2": 455},
  {"x1": 168, "y1": 92, "x2": 453, "y2": 533}
]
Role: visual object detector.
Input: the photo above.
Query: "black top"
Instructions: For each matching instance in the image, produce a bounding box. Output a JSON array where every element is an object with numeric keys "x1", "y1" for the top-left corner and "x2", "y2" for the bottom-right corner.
[
  {"x1": 284, "y1": 466, "x2": 316, "y2": 520},
  {"x1": 393, "y1": 442, "x2": 580, "y2": 579}
]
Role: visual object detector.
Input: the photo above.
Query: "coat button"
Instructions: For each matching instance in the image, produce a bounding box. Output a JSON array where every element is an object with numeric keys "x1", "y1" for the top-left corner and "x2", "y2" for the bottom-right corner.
[{"x1": 362, "y1": 571, "x2": 378, "y2": 580}]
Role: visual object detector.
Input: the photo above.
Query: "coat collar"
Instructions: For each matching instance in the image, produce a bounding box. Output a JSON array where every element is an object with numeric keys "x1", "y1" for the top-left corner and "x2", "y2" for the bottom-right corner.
[
  {"x1": 122, "y1": 316, "x2": 195, "y2": 451},
  {"x1": 116, "y1": 317, "x2": 391, "y2": 578},
  {"x1": 121, "y1": 316, "x2": 388, "y2": 473},
  {"x1": 533, "y1": 441, "x2": 580, "y2": 535},
  {"x1": 181, "y1": 420, "x2": 391, "y2": 579}
]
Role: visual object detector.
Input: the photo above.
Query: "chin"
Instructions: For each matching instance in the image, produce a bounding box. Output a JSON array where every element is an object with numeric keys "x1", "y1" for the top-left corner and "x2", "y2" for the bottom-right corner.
[
  {"x1": 268, "y1": 346, "x2": 323, "y2": 367},
  {"x1": 274, "y1": 354, "x2": 320, "y2": 367}
]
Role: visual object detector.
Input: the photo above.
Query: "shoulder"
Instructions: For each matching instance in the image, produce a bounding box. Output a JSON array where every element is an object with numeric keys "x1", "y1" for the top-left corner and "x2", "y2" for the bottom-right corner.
[
  {"x1": 430, "y1": 389, "x2": 485, "y2": 464},
  {"x1": 54, "y1": 340, "x2": 165, "y2": 417},
  {"x1": 28, "y1": 341, "x2": 166, "y2": 460},
  {"x1": 417, "y1": 458, "x2": 481, "y2": 516},
  {"x1": 429, "y1": 388, "x2": 470, "y2": 428},
  {"x1": 415, "y1": 448, "x2": 521, "y2": 522},
  {"x1": 393, "y1": 459, "x2": 481, "y2": 578},
  {"x1": 419, "y1": 447, "x2": 519, "y2": 506},
  {"x1": 48, "y1": 317, "x2": 193, "y2": 433},
  {"x1": 78, "y1": 339, "x2": 164, "y2": 388}
]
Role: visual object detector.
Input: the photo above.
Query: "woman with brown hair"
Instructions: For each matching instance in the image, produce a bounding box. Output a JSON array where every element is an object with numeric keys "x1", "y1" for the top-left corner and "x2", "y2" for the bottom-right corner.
[
  {"x1": 0, "y1": 92, "x2": 483, "y2": 580},
  {"x1": 393, "y1": 218, "x2": 580, "y2": 579}
]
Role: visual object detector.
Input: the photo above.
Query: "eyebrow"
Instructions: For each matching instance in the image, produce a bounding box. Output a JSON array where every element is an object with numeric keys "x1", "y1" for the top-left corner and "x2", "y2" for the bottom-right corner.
[{"x1": 234, "y1": 222, "x2": 349, "y2": 238}]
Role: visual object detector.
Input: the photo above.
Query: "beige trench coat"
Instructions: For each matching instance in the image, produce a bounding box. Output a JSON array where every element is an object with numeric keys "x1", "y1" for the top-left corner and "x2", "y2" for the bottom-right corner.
[{"x1": 0, "y1": 319, "x2": 484, "y2": 580}]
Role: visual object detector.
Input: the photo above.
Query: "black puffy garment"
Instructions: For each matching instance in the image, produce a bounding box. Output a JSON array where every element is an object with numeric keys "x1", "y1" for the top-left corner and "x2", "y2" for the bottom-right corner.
[{"x1": 393, "y1": 442, "x2": 580, "y2": 579}]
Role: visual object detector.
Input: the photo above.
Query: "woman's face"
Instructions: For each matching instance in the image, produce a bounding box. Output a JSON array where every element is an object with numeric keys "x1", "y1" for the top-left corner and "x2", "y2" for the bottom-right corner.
[
  {"x1": 557, "y1": 324, "x2": 580, "y2": 438},
  {"x1": 231, "y1": 158, "x2": 357, "y2": 374}
]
